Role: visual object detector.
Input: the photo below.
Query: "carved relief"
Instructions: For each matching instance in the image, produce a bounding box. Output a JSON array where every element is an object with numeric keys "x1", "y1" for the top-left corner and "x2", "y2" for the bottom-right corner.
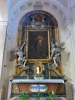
[
  {"x1": 52, "y1": 5, "x2": 57, "y2": 10},
  {"x1": 34, "y1": 1, "x2": 43, "y2": 10},
  {"x1": 20, "y1": 5, "x2": 25, "y2": 10},
  {"x1": 44, "y1": 2, "x2": 50, "y2": 6},
  {"x1": 27, "y1": 2, "x2": 33, "y2": 7},
  {"x1": 14, "y1": 10, "x2": 18, "y2": 16},
  {"x1": 65, "y1": 20, "x2": 72, "y2": 39},
  {"x1": 59, "y1": 10, "x2": 63, "y2": 15}
]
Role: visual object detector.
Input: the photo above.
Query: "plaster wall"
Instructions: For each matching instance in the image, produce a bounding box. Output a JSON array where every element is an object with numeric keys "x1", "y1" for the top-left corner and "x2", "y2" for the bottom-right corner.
[
  {"x1": 0, "y1": 23, "x2": 9, "y2": 100},
  {"x1": 0, "y1": 0, "x2": 10, "y2": 99},
  {"x1": 70, "y1": 5, "x2": 75, "y2": 100},
  {"x1": 7, "y1": 0, "x2": 75, "y2": 99},
  {"x1": 8, "y1": 0, "x2": 68, "y2": 11},
  {"x1": 0, "y1": 0, "x2": 75, "y2": 99}
]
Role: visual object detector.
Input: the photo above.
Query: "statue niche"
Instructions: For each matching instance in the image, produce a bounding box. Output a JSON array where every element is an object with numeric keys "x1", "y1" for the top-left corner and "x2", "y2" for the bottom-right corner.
[{"x1": 16, "y1": 11, "x2": 62, "y2": 75}]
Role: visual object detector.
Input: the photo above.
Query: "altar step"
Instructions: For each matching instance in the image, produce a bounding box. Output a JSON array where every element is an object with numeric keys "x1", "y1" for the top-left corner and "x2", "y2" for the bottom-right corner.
[{"x1": 10, "y1": 97, "x2": 67, "y2": 100}]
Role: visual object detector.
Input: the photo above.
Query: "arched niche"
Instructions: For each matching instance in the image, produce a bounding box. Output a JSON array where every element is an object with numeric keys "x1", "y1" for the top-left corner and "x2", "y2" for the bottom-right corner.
[
  {"x1": 16, "y1": 10, "x2": 62, "y2": 75},
  {"x1": 18, "y1": 10, "x2": 59, "y2": 46}
]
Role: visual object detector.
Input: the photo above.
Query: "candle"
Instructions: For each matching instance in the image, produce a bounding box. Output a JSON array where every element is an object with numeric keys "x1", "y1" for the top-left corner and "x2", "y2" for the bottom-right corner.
[{"x1": 37, "y1": 67, "x2": 39, "y2": 74}]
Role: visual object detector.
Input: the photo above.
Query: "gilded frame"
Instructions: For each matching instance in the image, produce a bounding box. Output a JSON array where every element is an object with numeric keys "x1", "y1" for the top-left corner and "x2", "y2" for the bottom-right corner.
[{"x1": 26, "y1": 29, "x2": 50, "y2": 63}]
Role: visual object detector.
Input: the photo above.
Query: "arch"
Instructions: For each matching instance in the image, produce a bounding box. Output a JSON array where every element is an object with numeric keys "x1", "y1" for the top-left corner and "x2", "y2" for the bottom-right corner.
[
  {"x1": 7, "y1": 3, "x2": 68, "y2": 80},
  {"x1": 8, "y1": 0, "x2": 68, "y2": 40},
  {"x1": 19, "y1": 10, "x2": 58, "y2": 27},
  {"x1": 18, "y1": 10, "x2": 59, "y2": 45},
  {"x1": 9, "y1": 0, "x2": 67, "y2": 19},
  {"x1": 16, "y1": 10, "x2": 63, "y2": 75}
]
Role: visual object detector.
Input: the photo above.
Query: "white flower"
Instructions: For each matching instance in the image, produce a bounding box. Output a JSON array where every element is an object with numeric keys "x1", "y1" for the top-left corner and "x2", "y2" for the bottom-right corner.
[{"x1": 52, "y1": 91, "x2": 54, "y2": 95}]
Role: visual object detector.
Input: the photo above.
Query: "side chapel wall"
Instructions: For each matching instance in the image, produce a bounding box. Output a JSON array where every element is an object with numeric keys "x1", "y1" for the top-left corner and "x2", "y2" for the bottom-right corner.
[{"x1": 0, "y1": 0, "x2": 75, "y2": 99}]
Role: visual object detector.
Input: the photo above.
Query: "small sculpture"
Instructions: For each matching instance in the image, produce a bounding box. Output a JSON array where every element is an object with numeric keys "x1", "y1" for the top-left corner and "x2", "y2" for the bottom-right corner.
[
  {"x1": 15, "y1": 56, "x2": 27, "y2": 68},
  {"x1": 50, "y1": 41, "x2": 64, "y2": 68},
  {"x1": 10, "y1": 42, "x2": 27, "y2": 68},
  {"x1": 52, "y1": 53, "x2": 61, "y2": 67},
  {"x1": 15, "y1": 42, "x2": 27, "y2": 68}
]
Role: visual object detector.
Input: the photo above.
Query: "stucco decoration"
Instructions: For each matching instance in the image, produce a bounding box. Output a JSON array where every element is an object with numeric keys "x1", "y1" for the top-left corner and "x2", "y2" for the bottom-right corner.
[
  {"x1": 44, "y1": 2, "x2": 50, "y2": 6},
  {"x1": 27, "y1": 2, "x2": 33, "y2": 7},
  {"x1": 9, "y1": 0, "x2": 68, "y2": 24},
  {"x1": 34, "y1": 1, "x2": 43, "y2": 10},
  {"x1": 65, "y1": 20, "x2": 72, "y2": 39},
  {"x1": 52, "y1": 5, "x2": 57, "y2": 10},
  {"x1": 20, "y1": 5, "x2": 25, "y2": 10},
  {"x1": 59, "y1": 10, "x2": 63, "y2": 15}
]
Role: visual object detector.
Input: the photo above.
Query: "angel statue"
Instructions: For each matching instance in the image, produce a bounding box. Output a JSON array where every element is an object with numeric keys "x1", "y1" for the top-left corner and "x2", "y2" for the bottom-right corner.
[
  {"x1": 15, "y1": 42, "x2": 25, "y2": 59},
  {"x1": 15, "y1": 56, "x2": 27, "y2": 68},
  {"x1": 15, "y1": 42, "x2": 27, "y2": 68},
  {"x1": 50, "y1": 41, "x2": 64, "y2": 68},
  {"x1": 52, "y1": 53, "x2": 61, "y2": 68}
]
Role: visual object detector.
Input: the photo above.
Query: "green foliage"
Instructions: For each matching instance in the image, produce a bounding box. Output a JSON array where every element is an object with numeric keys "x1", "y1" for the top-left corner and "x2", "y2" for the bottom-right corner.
[
  {"x1": 19, "y1": 93, "x2": 29, "y2": 100},
  {"x1": 34, "y1": 92, "x2": 41, "y2": 100},
  {"x1": 19, "y1": 91, "x2": 56, "y2": 100},
  {"x1": 47, "y1": 91, "x2": 56, "y2": 100},
  {"x1": 35, "y1": 74, "x2": 43, "y2": 77}
]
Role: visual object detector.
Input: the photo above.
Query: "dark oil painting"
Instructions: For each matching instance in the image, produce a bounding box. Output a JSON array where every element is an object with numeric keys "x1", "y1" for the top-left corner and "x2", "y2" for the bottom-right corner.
[{"x1": 28, "y1": 30, "x2": 50, "y2": 59}]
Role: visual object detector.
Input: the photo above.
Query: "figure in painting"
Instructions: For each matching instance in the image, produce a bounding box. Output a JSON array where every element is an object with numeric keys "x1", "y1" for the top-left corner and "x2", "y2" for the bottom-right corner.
[
  {"x1": 36, "y1": 37, "x2": 48, "y2": 58},
  {"x1": 37, "y1": 39, "x2": 43, "y2": 57},
  {"x1": 28, "y1": 31, "x2": 48, "y2": 59}
]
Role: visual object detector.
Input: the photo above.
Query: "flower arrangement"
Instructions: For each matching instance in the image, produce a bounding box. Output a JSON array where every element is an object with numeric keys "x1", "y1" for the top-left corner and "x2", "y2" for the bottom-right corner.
[
  {"x1": 34, "y1": 74, "x2": 44, "y2": 79},
  {"x1": 34, "y1": 92, "x2": 41, "y2": 100},
  {"x1": 19, "y1": 91, "x2": 56, "y2": 100},
  {"x1": 19, "y1": 93, "x2": 29, "y2": 100},
  {"x1": 47, "y1": 91, "x2": 56, "y2": 100}
]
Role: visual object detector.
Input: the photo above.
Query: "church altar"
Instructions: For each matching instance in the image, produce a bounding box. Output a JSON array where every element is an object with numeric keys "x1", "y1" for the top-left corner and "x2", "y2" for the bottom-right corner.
[
  {"x1": 8, "y1": 78, "x2": 66, "y2": 99},
  {"x1": 8, "y1": 11, "x2": 66, "y2": 99}
]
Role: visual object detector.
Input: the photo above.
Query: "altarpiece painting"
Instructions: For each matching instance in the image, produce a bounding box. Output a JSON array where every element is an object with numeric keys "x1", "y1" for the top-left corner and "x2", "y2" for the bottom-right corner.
[{"x1": 26, "y1": 30, "x2": 50, "y2": 62}]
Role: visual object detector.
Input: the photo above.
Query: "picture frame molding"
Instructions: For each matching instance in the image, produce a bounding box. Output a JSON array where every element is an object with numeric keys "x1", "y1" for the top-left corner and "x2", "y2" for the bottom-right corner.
[{"x1": 25, "y1": 29, "x2": 51, "y2": 63}]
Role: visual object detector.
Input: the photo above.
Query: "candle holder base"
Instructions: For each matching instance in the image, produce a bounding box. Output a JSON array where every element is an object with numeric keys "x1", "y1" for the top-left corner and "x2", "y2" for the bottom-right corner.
[{"x1": 34, "y1": 76, "x2": 44, "y2": 80}]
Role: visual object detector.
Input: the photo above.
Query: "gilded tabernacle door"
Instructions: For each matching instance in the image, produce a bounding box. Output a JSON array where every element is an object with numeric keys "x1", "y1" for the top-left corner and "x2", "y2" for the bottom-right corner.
[{"x1": 26, "y1": 30, "x2": 50, "y2": 63}]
